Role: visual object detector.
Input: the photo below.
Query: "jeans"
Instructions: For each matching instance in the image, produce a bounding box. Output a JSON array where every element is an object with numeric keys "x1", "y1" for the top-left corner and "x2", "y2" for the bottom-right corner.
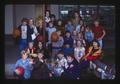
[
  {"x1": 98, "y1": 40, "x2": 103, "y2": 48},
  {"x1": 19, "y1": 39, "x2": 27, "y2": 52}
]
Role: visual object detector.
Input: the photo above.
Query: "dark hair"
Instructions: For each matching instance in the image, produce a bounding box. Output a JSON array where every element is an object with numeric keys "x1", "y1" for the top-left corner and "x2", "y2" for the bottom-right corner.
[
  {"x1": 21, "y1": 18, "x2": 28, "y2": 23},
  {"x1": 65, "y1": 31, "x2": 71, "y2": 34},
  {"x1": 28, "y1": 18, "x2": 34, "y2": 24},
  {"x1": 92, "y1": 39, "x2": 100, "y2": 47},
  {"x1": 74, "y1": 11, "x2": 82, "y2": 19},
  {"x1": 66, "y1": 54, "x2": 74, "y2": 59},
  {"x1": 50, "y1": 14, "x2": 56, "y2": 18},
  {"x1": 21, "y1": 50, "x2": 26, "y2": 55},
  {"x1": 57, "y1": 50, "x2": 64, "y2": 55},
  {"x1": 45, "y1": 10, "x2": 51, "y2": 13}
]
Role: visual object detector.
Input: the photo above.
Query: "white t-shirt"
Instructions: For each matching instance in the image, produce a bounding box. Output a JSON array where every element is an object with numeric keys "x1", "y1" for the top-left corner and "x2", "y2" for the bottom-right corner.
[
  {"x1": 45, "y1": 16, "x2": 51, "y2": 23},
  {"x1": 74, "y1": 47, "x2": 85, "y2": 61},
  {"x1": 21, "y1": 25, "x2": 27, "y2": 39}
]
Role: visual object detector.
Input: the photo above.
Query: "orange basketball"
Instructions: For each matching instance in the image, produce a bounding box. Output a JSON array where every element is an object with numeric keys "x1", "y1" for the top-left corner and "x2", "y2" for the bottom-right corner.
[
  {"x1": 13, "y1": 28, "x2": 20, "y2": 38},
  {"x1": 51, "y1": 32, "x2": 59, "y2": 42}
]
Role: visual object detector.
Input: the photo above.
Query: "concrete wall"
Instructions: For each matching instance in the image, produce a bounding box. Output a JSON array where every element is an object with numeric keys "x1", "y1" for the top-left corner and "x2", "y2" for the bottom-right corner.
[
  {"x1": 15, "y1": 5, "x2": 36, "y2": 27},
  {"x1": 5, "y1": 5, "x2": 36, "y2": 35},
  {"x1": 5, "y1": 5, "x2": 13, "y2": 35},
  {"x1": 50, "y1": 5, "x2": 59, "y2": 19},
  {"x1": 5, "y1": 5, "x2": 59, "y2": 35}
]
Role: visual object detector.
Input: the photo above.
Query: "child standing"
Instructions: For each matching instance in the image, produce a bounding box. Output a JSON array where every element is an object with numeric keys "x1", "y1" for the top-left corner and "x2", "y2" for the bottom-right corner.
[
  {"x1": 84, "y1": 26, "x2": 94, "y2": 47},
  {"x1": 18, "y1": 18, "x2": 29, "y2": 52},
  {"x1": 46, "y1": 21, "x2": 56, "y2": 44}
]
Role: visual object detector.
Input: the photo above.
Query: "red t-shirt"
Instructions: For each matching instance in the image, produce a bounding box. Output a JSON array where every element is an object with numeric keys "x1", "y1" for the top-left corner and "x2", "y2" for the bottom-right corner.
[{"x1": 92, "y1": 26, "x2": 104, "y2": 39}]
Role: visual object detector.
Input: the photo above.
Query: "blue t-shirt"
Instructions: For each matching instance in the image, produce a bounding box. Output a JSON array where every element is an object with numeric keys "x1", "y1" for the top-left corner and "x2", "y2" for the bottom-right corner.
[{"x1": 85, "y1": 31, "x2": 94, "y2": 42}]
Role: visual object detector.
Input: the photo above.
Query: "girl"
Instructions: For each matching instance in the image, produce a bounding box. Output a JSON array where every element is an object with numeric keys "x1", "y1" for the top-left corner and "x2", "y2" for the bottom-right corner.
[
  {"x1": 76, "y1": 32, "x2": 86, "y2": 47},
  {"x1": 74, "y1": 40, "x2": 85, "y2": 63},
  {"x1": 52, "y1": 30, "x2": 64, "y2": 57},
  {"x1": 45, "y1": 10, "x2": 51, "y2": 27},
  {"x1": 27, "y1": 18, "x2": 38, "y2": 42},
  {"x1": 57, "y1": 19, "x2": 65, "y2": 36},
  {"x1": 82, "y1": 40, "x2": 102, "y2": 61},
  {"x1": 71, "y1": 30, "x2": 78, "y2": 47}
]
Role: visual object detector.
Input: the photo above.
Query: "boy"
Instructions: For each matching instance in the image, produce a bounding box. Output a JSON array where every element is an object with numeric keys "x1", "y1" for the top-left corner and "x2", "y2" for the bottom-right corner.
[
  {"x1": 18, "y1": 18, "x2": 29, "y2": 52},
  {"x1": 14, "y1": 50, "x2": 33, "y2": 79},
  {"x1": 61, "y1": 54, "x2": 80, "y2": 79}
]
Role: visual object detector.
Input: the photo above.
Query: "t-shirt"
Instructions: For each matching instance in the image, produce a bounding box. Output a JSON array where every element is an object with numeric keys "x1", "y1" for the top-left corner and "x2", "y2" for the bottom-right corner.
[
  {"x1": 21, "y1": 25, "x2": 27, "y2": 39},
  {"x1": 92, "y1": 26, "x2": 104, "y2": 39},
  {"x1": 46, "y1": 27, "x2": 56, "y2": 42},
  {"x1": 85, "y1": 31, "x2": 94, "y2": 42},
  {"x1": 74, "y1": 47, "x2": 85, "y2": 61}
]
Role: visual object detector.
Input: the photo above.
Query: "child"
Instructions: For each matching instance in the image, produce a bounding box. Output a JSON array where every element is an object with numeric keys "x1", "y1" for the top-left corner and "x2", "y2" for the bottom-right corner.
[
  {"x1": 84, "y1": 26, "x2": 94, "y2": 47},
  {"x1": 65, "y1": 19, "x2": 74, "y2": 34},
  {"x1": 82, "y1": 40, "x2": 102, "y2": 61},
  {"x1": 57, "y1": 19, "x2": 65, "y2": 36},
  {"x1": 27, "y1": 18, "x2": 38, "y2": 42},
  {"x1": 74, "y1": 40, "x2": 85, "y2": 63},
  {"x1": 46, "y1": 58, "x2": 61, "y2": 79},
  {"x1": 76, "y1": 32, "x2": 86, "y2": 47},
  {"x1": 18, "y1": 18, "x2": 29, "y2": 52},
  {"x1": 30, "y1": 52, "x2": 50, "y2": 79},
  {"x1": 35, "y1": 41, "x2": 44, "y2": 54},
  {"x1": 56, "y1": 52, "x2": 68, "y2": 70},
  {"x1": 64, "y1": 31, "x2": 73, "y2": 47},
  {"x1": 71, "y1": 30, "x2": 78, "y2": 47},
  {"x1": 45, "y1": 10, "x2": 51, "y2": 27},
  {"x1": 61, "y1": 54, "x2": 80, "y2": 79},
  {"x1": 80, "y1": 40, "x2": 103, "y2": 72},
  {"x1": 62, "y1": 44, "x2": 74, "y2": 58},
  {"x1": 14, "y1": 50, "x2": 33, "y2": 79},
  {"x1": 92, "y1": 20, "x2": 106, "y2": 48},
  {"x1": 75, "y1": 20, "x2": 84, "y2": 33},
  {"x1": 50, "y1": 14, "x2": 57, "y2": 26},
  {"x1": 36, "y1": 19, "x2": 48, "y2": 43},
  {"x1": 25, "y1": 42, "x2": 36, "y2": 55},
  {"x1": 52, "y1": 30, "x2": 64, "y2": 57},
  {"x1": 46, "y1": 21, "x2": 56, "y2": 44}
]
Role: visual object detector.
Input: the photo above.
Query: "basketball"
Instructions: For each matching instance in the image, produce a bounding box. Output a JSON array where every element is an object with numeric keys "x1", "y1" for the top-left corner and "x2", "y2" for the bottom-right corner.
[
  {"x1": 16, "y1": 67, "x2": 25, "y2": 76},
  {"x1": 51, "y1": 32, "x2": 59, "y2": 42},
  {"x1": 13, "y1": 28, "x2": 20, "y2": 38}
]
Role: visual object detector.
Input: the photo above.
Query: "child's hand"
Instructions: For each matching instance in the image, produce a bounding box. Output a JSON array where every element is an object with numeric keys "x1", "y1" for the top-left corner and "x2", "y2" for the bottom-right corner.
[
  {"x1": 70, "y1": 64, "x2": 74, "y2": 68},
  {"x1": 29, "y1": 61, "x2": 34, "y2": 65},
  {"x1": 49, "y1": 73, "x2": 53, "y2": 77},
  {"x1": 15, "y1": 69, "x2": 20, "y2": 75}
]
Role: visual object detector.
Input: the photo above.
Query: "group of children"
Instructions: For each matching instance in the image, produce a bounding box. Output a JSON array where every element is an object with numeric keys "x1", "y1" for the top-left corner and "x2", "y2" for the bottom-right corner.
[{"x1": 13, "y1": 10, "x2": 106, "y2": 79}]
